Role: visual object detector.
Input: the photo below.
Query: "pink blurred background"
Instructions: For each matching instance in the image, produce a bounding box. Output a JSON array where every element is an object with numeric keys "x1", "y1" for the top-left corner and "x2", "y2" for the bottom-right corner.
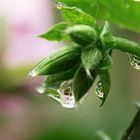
[{"x1": 0, "y1": 0, "x2": 58, "y2": 68}]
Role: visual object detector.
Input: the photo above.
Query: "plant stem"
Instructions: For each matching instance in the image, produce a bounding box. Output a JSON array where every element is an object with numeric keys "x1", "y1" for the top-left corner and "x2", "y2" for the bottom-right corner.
[
  {"x1": 121, "y1": 105, "x2": 140, "y2": 140},
  {"x1": 105, "y1": 36, "x2": 140, "y2": 57}
]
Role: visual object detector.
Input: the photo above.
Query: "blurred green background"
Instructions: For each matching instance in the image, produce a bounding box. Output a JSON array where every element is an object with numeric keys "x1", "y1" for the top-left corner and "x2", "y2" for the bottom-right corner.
[{"x1": 0, "y1": 0, "x2": 140, "y2": 140}]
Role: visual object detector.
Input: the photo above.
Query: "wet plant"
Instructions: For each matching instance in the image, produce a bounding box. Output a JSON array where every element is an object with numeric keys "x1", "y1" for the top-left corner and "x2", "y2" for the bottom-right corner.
[{"x1": 29, "y1": 3, "x2": 140, "y2": 108}]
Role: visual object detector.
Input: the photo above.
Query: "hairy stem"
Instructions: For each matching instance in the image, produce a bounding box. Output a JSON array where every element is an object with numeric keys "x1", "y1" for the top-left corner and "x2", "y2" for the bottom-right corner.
[{"x1": 105, "y1": 36, "x2": 140, "y2": 57}]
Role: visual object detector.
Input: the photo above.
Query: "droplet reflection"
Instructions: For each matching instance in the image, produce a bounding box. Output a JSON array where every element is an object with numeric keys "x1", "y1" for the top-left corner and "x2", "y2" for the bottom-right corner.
[
  {"x1": 128, "y1": 54, "x2": 140, "y2": 70},
  {"x1": 95, "y1": 81, "x2": 104, "y2": 98}
]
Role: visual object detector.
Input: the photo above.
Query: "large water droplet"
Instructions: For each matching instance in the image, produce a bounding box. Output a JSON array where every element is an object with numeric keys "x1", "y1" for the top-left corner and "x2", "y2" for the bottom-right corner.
[
  {"x1": 128, "y1": 54, "x2": 140, "y2": 70},
  {"x1": 59, "y1": 82, "x2": 75, "y2": 108},
  {"x1": 95, "y1": 81, "x2": 104, "y2": 98}
]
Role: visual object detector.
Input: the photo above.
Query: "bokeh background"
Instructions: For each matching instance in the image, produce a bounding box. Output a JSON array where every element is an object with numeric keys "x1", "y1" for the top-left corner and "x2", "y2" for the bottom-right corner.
[{"x1": 0, "y1": 0, "x2": 140, "y2": 140}]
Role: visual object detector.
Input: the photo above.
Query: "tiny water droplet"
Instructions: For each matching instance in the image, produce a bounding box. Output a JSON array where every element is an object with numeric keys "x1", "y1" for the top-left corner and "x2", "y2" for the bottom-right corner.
[
  {"x1": 36, "y1": 86, "x2": 45, "y2": 94},
  {"x1": 95, "y1": 81, "x2": 104, "y2": 98},
  {"x1": 28, "y1": 69, "x2": 37, "y2": 77},
  {"x1": 56, "y1": 2, "x2": 64, "y2": 9},
  {"x1": 128, "y1": 54, "x2": 140, "y2": 70}
]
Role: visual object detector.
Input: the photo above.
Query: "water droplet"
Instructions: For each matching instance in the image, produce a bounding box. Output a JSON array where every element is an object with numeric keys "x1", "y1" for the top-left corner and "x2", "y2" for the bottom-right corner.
[
  {"x1": 28, "y1": 69, "x2": 37, "y2": 77},
  {"x1": 128, "y1": 54, "x2": 140, "y2": 70},
  {"x1": 56, "y1": 2, "x2": 64, "y2": 9},
  {"x1": 48, "y1": 93, "x2": 61, "y2": 103},
  {"x1": 95, "y1": 81, "x2": 104, "y2": 98},
  {"x1": 59, "y1": 83, "x2": 75, "y2": 108},
  {"x1": 36, "y1": 86, "x2": 45, "y2": 94}
]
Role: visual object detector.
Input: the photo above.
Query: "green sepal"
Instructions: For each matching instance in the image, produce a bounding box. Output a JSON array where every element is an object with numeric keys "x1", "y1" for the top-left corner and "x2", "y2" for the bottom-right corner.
[
  {"x1": 39, "y1": 22, "x2": 69, "y2": 41},
  {"x1": 98, "y1": 53, "x2": 113, "y2": 70},
  {"x1": 98, "y1": 70, "x2": 111, "y2": 106},
  {"x1": 82, "y1": 47, "x2": 103, "y2": 71},
  {"x1": 29, "y1": 44, "x2": 81, "y2": 76},
  {"x1": 73, "y1": 66, "x2": 96, "y2": 102},
  {"x1": 59, "y1": 5, "x2": 96, "y2": 27},
  {"x1": 100, "y1": 21, "x2": 113, "y2": 47},
  {"x1": 66, "y1": 25, "x2": 97, "y2": 46},
  {"x1": 45, "y1": 63, "x2": 80, "y2": 86}
]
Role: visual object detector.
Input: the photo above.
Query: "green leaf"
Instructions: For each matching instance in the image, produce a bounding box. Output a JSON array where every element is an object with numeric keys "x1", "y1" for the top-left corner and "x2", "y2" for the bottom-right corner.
[
  {"x1": 73, "y1": 66, "x2": 96, "y2": 102},
  {"x1": 82, "y1": 47, "x2": 103, "y2": 70},
  {"x1": 39, "y1": 22, "x2": 69, "y2": 41},
  {"x1": 56, "y1": 0, "x2": 140, "y2": 33},
  {"x1": 58, "y1": 5, "x2": 96, "y2": 27},
  {"x1": 66, "y1": 25, "x2": 97, "y2": 46},
  {"x1": 98, "y1": 70, "x2": 111, "y2": 106}
]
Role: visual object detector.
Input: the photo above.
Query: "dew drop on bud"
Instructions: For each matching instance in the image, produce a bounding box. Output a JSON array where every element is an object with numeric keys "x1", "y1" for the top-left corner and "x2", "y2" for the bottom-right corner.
[
  {"x1": 128, "y1": 54, "x2": 140, "y2": 70},
  {"x1": 28, "y1": 69, "x2": 37, "y2": 77},
  {"x1": 36, "y1": 86, "x2": 45, "y2": 94},
  {"x1": 95, "y1": 81, "x2": 104, "y2": 98},
  {"x1": 56, "y1": 2, "x2": 64, "y2": 9},
  {"x1": 59, "y1": 82, "x2": 75, "y2": 108}
]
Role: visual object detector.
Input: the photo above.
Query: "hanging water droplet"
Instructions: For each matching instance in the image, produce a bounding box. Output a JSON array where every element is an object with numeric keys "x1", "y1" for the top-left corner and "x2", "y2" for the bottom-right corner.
[
  {"x1": 56, "y1": 2, "x2": 64, "y2": 9},
  {"x1": 95, "y1": 81, "x2": 104, "y2": 98},
  {"x1": 36, "y1": 86, "x2": 45, "y2": 94},
  {"x1": 59, "y1": 83, "x2": 75, "y2": 108},
  {"x1": 128, "y1": 54, "x2": 140, "y2": 70},
  {"x1": 47, "y1": 88, "x2": 61, "y2": 103}
]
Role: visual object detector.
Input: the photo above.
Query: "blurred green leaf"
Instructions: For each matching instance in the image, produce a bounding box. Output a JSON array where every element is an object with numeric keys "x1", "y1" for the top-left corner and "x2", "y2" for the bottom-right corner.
[
  {"x1": 59, "y1": 5, "x2": 96, "y2": 27},
  {"x1": 56, "y1": 0, "x2": 140, "y2": 33},
  {"x1": 0, "y1": 65, "x2": 31, "y2": 91},
  {"x1": 39, "y1": 22, "x2": 69, "y2": 41}
]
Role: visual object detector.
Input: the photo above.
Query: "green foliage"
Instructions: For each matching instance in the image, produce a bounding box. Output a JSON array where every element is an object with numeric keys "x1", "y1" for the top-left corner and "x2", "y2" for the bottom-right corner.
[
  {"x1": 39, "y1": 22, "x2": 69, "y2": 41},
  {"x1": 56, "y1": 0, "x2": 140, "y2": 33},
  {"x1": 72, "y1": 66, "x2": 94, "y2": 102},
  {"x1": 59, "y1": 4, "x2": 96, "y2": 27},
  {"x1": 30, "y1": 4, "x2": 140, "y2": 108}
]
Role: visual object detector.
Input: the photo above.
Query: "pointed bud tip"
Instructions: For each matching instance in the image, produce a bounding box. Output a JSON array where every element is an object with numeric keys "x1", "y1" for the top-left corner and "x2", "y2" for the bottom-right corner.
[{"x1": 28, "y1": 70, "x2": 38, "y2": 77}]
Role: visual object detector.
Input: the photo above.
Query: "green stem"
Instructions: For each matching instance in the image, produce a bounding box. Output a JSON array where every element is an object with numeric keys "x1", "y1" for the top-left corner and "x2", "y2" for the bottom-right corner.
[{"x1": 105, "y1": 36, "x2": 140, "y2": 57}]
